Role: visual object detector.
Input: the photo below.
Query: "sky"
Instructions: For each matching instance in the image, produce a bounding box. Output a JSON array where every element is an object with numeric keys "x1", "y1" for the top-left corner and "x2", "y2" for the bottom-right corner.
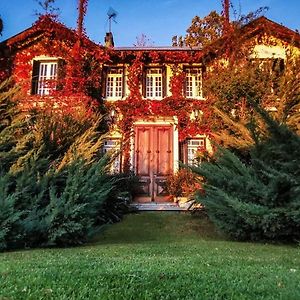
[{"x1": 1, "y1": 0, "x2": 300, "y2": 46}]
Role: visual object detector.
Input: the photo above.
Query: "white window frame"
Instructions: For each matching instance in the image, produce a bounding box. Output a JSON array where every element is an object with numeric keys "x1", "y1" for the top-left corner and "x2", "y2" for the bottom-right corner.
[
  {"x1": 37, "y1": 60, "x2": 58, "y2": 96},
  {"x1": 185, "y1": 68, "x2": 203, "y2": 99},
  {"x1": 103, "y1": 139, "x2": 121, "y2": 173},
  {"x1": 106, "y1": 68, "x2": 124, "y2": 100},
  {"x1": 146, "y1": 68, "x2": 163, "y2": 99}
]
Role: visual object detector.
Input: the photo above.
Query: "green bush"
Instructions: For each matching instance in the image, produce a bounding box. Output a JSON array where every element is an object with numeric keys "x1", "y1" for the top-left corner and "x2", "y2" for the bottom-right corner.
[
  {"x1": 0, "y1": 155, "x2": 133, "y2": 250},
  {"x1": 0, "y1": 80, "x2": 133, "y2": 251},
  {"x1": 194, "y1": 105, "x2": 300, "y2": 242},
  {"x1": 0, "y1": 175, "x2": 23, "y2": 250}
]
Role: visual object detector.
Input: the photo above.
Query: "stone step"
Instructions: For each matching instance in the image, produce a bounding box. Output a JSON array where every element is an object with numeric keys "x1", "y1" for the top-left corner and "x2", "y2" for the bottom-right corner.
[{"x1": 130, "y1": 201, "x2": 197, "y2": 211}]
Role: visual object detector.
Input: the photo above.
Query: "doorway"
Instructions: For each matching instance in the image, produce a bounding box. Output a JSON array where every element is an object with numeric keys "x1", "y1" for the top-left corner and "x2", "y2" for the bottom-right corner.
[{"x1": 134, "y1": 125, "x2": 173, "y2": 202}]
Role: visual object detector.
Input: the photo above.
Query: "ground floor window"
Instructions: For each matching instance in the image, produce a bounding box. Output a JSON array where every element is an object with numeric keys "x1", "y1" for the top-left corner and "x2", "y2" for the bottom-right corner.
[
  {"x1": 180, "y1": 138, "x2": 206, "y2": 166},
  {"x1": 103, "y1": 139, "x2": 121, "y2": 173}
]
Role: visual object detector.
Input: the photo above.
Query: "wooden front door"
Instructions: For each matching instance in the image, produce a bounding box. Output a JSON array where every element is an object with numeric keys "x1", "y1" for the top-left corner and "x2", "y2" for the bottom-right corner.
[{"x1": 134, "y1": 125, "x2": 173, "y2": 202}]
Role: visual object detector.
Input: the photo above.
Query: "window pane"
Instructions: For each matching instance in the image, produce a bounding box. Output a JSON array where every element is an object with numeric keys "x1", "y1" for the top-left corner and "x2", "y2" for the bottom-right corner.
[
  {"x1": 146, "y1": 68, "x2": 162, "y2": 98},
  {"x1": 103, "y1": 139, "x2": 121, "y2": 173},
  {"x1": 106, "y1": 68, "x2": 124, "y2": 99},
  {"x1": 186, "y1": 138, "x2": 205, "y2": 166},
  {"x1": 37, "y1": 61, "x2": 58, "y2": 96},
  {"x1": 185, "y1": 68, "x2": 202, "y2": 98}
]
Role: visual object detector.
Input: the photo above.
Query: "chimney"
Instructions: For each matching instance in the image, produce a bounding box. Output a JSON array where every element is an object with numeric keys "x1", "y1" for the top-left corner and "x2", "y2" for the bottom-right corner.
[{"x1": 105, "y1": 32, "x2": 114, "y2": 48}]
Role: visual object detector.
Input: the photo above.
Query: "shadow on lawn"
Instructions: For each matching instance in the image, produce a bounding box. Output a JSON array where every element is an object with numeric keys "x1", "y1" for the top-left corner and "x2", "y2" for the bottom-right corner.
[{"x1": 91, "y1": 211, "x2": 224, "y2": 245}]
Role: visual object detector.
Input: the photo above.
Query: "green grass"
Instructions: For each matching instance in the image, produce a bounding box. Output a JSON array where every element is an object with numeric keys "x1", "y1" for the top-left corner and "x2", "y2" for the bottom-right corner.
[{"x1": 1, "y1": 212, "x2": 300, "y2": 300}]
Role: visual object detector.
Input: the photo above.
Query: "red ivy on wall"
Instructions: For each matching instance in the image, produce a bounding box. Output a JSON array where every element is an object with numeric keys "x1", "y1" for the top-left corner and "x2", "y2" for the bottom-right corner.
[
  {"x1": 3, "y1": 15, "x2": 213, "y2": 162},
  {"x1": 6, "y1": 15, "x2": 111, "y2": 118},
  {"x1": 108, "y1": 53, "x2": 212, "y2": 142}
]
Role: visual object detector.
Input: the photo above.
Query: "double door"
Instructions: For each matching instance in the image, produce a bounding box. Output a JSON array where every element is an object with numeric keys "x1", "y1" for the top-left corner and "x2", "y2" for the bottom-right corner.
[{"x1": 134, "y1": 125, "x2": 173, "y2": 202}]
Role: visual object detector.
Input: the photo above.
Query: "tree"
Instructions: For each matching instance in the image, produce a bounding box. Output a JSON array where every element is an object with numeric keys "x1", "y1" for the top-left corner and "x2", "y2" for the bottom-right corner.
[
  {"x1": 133, "y1": 33, "x2": 154, "y2": 47},
  {"x1": 173, "y1": 11, "x2": 224, "y2": 48},
  {"x1": 203, "y1": 55, "x2": 300, "y2": 152},
  {"x1": 35, "y1": 0, "x2": 60, "y2": 17},
  {"x1": 173, "y1": 6, "x2": 268, "y2": 48},
  {"x1": 0, "y1": 79, "x2": 132, "y2": 251}
]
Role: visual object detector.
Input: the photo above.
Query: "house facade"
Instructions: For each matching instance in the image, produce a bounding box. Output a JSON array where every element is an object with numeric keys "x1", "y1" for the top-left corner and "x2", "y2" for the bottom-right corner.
[{"x1": 0, "y1": 15, "x2": 299, "y2": 203}]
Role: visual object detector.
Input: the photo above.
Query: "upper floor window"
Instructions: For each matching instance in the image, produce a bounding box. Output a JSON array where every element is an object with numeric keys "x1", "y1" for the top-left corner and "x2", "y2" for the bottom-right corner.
[
  {"x1": 251, "y1": 58, "x2": 285, "y2": 94},
  {"x1": 185, "y1": 68, "x2": 203, "y2": 99},
  {"x1": 31, "y1": 59, "x2": 65, "y2": 96},
  {"x1": 146, "y1": 68, "x2": 163, "y2": 98},
  {"x1": 106, "y1": 68, "x2": 124, "y2": 99},
  {"x1": 142, "y1": 67, "x2": 166, "y2": 99}
]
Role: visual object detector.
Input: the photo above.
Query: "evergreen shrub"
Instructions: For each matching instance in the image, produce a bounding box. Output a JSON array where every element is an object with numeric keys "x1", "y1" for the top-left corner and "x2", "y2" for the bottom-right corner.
[
  {"x1": 194, "y1": 105, "x2": 300, "y2": 241},
  {"x1": 0, "y1": 80, "x2": 133, "y2": 250}
]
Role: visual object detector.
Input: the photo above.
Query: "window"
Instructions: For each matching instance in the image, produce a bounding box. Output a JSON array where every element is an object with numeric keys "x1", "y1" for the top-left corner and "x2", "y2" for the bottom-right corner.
[
  {"x1": 103, "y1": 139, "x2": 121, "y2": 173},
  {"x1": 251, "y1": 58, "x2": 285, "y2": 94},
  {"x1": 185, "y1": 68, "x2": 203, "y2": 98},
  {"x1": 31, "y1": 59, "x2": 64, "y2": 96},
  {"x1": 144, "y1": 68, "x2": 163, "y2": 98},
  {"x1": 106, "y1": 68, "x2": 124, "y2": 99},
  {"x1": 37, "y1": 61, "x2": 58, "y2": 95},
  {"x1": 185, "y1": 138, "x2": 206, "y2": 166}
]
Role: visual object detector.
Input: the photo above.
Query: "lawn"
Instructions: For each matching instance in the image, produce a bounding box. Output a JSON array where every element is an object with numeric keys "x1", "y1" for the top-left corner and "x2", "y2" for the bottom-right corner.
[{"x1": 1, "y1": 212, "x2": 300, "y2": 300}]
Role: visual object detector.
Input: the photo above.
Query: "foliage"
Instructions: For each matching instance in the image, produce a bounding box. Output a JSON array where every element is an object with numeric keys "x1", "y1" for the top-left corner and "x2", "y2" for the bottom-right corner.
[
  {"x1": 111, "y1": 52, "x2": 212, "y2": 144},
  {"x1": 173, "y1": 11, "x2": 224, "y2": 48},
  {"x1": 35, "y1": 0, "x2": 60, "y2": 18},
  {"x1": 0, "y1": 78, "x2": 20, "y2": 131},
  {"x1": 0, "y1": 82, "x2": 132, "y2": 251},
  {"x1": 194, "y1": 104, "x2": 300, "y2": 242},
  {"x1": 0, "y1": 174, "x2": 23, "y2": 250},
  {"x1": 133, "y1": 33, "x2": 154, "y2": 47},
  {"x1": 203, "y1": 61, "x2": 271, "y2": 152},
  {"x1": 205, "y1": 62, "x2": 270, "y2": 114},
  {"x1": 173, "y1": 6, "x2": 269, "y2": 48},
  {"x1": 203, "y1": 55, "x2": 300, "y2": 151},
  {"x1": 5, "y1": 14, "x2": 108, "y2": 99},
  {"x1": 237, "y1": 7, "x2": 269, "y2": 26},
  {"x1": 166, "y1": 168, "x2": 202, "y2": 198},
  {"x1": 1, "y1": 213, "x2": 300, "y2": 300},
  {"x1": 77, "y1": 0, "x2": 88, "y2": 37},
  {"x1": 275, "y1": 56, "x2": 300, "y2": 134},
  {"x1": 4, "y1": 13, "x2": 212, "y2": 168}
]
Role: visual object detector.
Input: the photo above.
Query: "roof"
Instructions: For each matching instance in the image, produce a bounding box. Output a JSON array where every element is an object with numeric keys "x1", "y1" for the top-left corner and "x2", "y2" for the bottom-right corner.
[
  {"x1": 240, "y1": 16, "x2": 300, "y2": 47},
  {"x1": 0, "y1": 14, "x2": 99, "y2": 52},
  {"x1": 1, "y1": 15, "x2": 299, "y2": 57},
  {"x1": 201, "y1": 16, "x2": 300, "y2": 62},
  {"x1": 114, "y1": 46, "x2": 202, "y2": 51}
]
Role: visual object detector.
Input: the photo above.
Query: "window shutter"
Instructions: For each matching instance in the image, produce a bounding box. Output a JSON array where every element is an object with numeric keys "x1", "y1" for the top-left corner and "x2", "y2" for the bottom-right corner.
[
  {"x1": 122, "y1": 66, "x2": 126, "y2": 98},
  {"x1": 200, "y1": 66, "x2": 205, "y2": 98},
  {"x1": 142, "y1": 67, "x2": 147, "y2": 98},
  {"x1": 162, "y1": 66, "x2": 167, "y2": 98},
  {"x1": 31, "y1": 60, "x2": 40, "y2": 95},
  {"x1": 183, "y1": 67, "x2": 187, "y2": 98},
  {"x1": 56, "y1": 59, "x2": 66, "y2": 91},
  {"x1": 101, "y1": 67, "x2": 108, "y2": 98},
  {"x1": 179, "y1": 141, "x2": 185, "y2": 163}
]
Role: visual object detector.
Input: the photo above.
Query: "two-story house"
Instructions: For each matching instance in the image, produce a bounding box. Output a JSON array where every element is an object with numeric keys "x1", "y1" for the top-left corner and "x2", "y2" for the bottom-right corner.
[{"x1": 0, "y1": 15, "x2": 299, "y2": 203}]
